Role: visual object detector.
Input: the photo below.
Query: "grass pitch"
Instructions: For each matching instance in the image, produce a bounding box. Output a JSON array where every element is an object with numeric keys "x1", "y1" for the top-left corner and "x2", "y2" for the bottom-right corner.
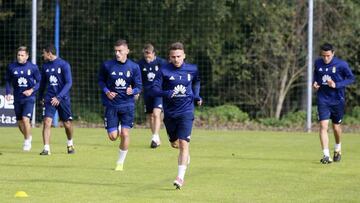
[{"x1": 0, "y1": 127, "x2": 359, "y2": 202}]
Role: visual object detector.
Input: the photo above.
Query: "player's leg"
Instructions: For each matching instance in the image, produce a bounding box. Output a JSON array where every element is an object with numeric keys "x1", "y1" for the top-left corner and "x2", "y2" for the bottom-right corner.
[
  {"x1": 18, "y1": 101, "x2": 34, "y2": 151},
  {"x1": 173, "y1": 114, "x2": 194, "y2": 189},
  {"x1": 59, "y1": 100, "x2": 75, "y2": 154},
  {"x1": 331, "y1": 102, "x2": 344, "y2": 162},
  {"x1": 114, "y1": 106, "x2": 134, "y2": 171},
  {"x1": 40, "y1": 102, "x2": 56, "y2": 155},
  {"x1": 104, "y1": 106, "x2": 119, "y2": 141},
  {"x1": 318, "y1": 104, "x2": 332, "y2": 164},
  {"x1": 152, "y1": 107, "x2": 162, "y2": 146}
]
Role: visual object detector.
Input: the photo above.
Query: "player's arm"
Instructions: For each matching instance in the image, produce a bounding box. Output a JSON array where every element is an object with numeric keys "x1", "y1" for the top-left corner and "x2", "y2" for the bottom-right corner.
[
  {"x1": 98, "y1": 63, "x2": 117, "y2": 99},
  {"x1": 5, "y1": 65, "x2": 13, "y2": 101},
  {"x1": 56, "y1": 63, "x2": 72, "y2": 101},
  {"x1": 127, "y1": 65, "x2": 142, "y2": 95},
  {"x1": 38, "y1": 66, "x2": 47, "y2": 101},
  {"x1": 152, "y1": 71, "x2": 174, "y2": 98},
  {"x1": 333, "y1": 63, "x2": 355, "y2": 88},
  {"x1": 23, "y1": 65, "x2": 41, "y2": 97},
  {"x1": 312, "y1": 64, "x2": 320, "y2": 90},
  {"x1": 192, "y1": 67, "x2": 202, "y2": 106}
]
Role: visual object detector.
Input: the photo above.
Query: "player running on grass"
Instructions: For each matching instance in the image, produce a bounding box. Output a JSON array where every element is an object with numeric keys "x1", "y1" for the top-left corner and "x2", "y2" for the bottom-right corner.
[
  {"x1": 39, "y1": 44, "x2": 75, "y2": 155},
  {"x1": 152, "y1": 42, "x2": 202, "y2": 189},
  {"x1": 313, "y1": 43, "x2": 355, "y2": 164},
  {"x1": 5, "y1": 46, "x2": 41, "y2": 151},
  {"x1": 137, "y1": 43, "x2": 167, "y2": 148},
  {"x1": 98, "y1": 39, "x2": 142, "y2": 171}
]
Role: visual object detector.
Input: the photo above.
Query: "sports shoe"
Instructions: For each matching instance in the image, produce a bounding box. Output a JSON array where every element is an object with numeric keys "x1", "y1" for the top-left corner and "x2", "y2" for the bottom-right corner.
[
  {"x1": 39, "y1": 149, "x2": 51, "y2": 155},
  {"x1": 67, "y1": 145, "x2": 75, "y2": 154},
  {"x1": 173, "y1": 177, "x2": 184, "y2": 190},
  {"x1": 150, "y1": 140, "x2": 160, "y2": 148},
  {"x1": 320, "y1": 156, "x2": 332, "y2": 164},
  {"x1": 23, "y1": 141, "x2": 31, "y2": 151},
  {"x1": 115, "y1": 163, "x2": 123, "y2": 171},
  {"x1": 333, "y1": 151, "x2": 341, "y2": 162}
]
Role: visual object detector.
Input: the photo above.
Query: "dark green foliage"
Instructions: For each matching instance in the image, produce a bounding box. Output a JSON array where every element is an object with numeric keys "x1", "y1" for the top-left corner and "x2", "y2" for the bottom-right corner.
[{"x1": 196, "y1": 104, "x2": 249, "y2": 124}]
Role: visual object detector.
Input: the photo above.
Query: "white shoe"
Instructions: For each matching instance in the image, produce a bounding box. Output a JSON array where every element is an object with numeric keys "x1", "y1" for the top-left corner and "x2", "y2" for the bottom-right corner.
[{"x1": 23, "y1": 142, "x2": 31, "y2": 151}]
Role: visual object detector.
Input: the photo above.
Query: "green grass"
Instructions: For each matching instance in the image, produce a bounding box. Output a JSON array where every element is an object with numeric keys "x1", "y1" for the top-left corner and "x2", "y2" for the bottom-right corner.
[{"x1": 0, "y1": 128, "x2": 360, "y2": 203}]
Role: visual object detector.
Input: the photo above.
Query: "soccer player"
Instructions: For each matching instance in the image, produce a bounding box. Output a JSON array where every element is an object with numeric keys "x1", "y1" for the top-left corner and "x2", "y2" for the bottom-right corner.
[
  {"x1": 5, "y1": 46, "x2": 41, "y2": 151},
  {"x1": 313, "y1": 43, "x2": 355, "y2": 164},
  {"x1": 152, "y1": 42, "x2": 202, "y2": 189},
  {"x1": 98, "y1": 39, "x2": 142, "y2": 171},
  {"x1": 38, "y1": 44, "x2": 75, "y2": 155},
  {"x1": 137, "y1": 43, "x2": 167, "y2": 148}
]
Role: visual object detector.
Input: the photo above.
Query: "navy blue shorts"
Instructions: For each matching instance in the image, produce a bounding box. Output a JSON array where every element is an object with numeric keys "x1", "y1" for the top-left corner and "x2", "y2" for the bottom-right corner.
[
  {"x1": 163, "y1": 114, "x2": 194, "y2": 143},
  {"x1": 143, "y1": 94, "x2": 163, "y2": 114},
  {"x1": 104, "y1": 106, "x2": 134, "y2": 133},
  {"x1": 317, "y1": 101, "x2": 345, "y2": 124},
  {"x1": 44, "y1": 99, "x2": 73, "y2": 121},
  {"x1": 14, "y1": 101, "x2": 34, "y2": 120}
]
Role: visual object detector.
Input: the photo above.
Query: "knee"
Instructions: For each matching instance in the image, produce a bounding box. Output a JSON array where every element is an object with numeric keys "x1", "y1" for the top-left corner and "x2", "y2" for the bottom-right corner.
[
  {"x1": 63, "y1": 121, "x2": 72, "y2": 129},
  {"x1": 43, "y1": 118, "x2": 52, "y2": 128},
  {"x1": 171, "y1": 140, "x2": 179, "y2": 148},
  {"x1": 108, "y1": 132, "x2": 118, "y2": 141}
]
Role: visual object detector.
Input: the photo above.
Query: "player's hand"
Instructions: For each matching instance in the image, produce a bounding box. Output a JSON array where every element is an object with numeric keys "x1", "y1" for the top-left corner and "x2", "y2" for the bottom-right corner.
[
  {"x1": 134, "y1": 94, "x2": 140, "y2": 101},
  {"x1": 106, "y1": 91, "x2": 118, "y2": 100},
  {"x1": 22, "y1": 88, "x2": 34, "y2": 97},
  {"x1": 313, "y1": 82, "x2": 320, "y2": 90},
  {"x1": 5, "y1": 94, "x2": 13, "y2": 101},
  {"x1": 327, "y1": 79, "x2": 336, "y2": 88},
  {"x1": 126, "y1": 85, "x2": 133, "y2": 95},
  {"x1": 51, "y1": 97, "x2": 60, "y2": 106},
  {"x1": 197, "y1": 99, "x2": 203, "y2": 106}
]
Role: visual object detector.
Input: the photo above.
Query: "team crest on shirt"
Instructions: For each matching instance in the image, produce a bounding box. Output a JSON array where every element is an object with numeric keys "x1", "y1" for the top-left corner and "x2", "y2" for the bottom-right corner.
[
  {"x1": 155, "y1": 65, "x2": 159, "y2": 71},
  {"x1": 27, "y1": 69, "x2": 31, "y2": 75},
  {"x1": 126, "y1": 70, "x2": 130, "y2": 77},
  {"x1": 58, "y1": 67, "x2": 61, "y2": 74},
  {"x1": 18, "y1": 77, "x2": 28, "y2": 87},
  {"x1": 332, "y1": 66, "x2": 336, "y2": 73},
  {"x1": 187, "y1": 74, "x2": 191, "y2": 81}
]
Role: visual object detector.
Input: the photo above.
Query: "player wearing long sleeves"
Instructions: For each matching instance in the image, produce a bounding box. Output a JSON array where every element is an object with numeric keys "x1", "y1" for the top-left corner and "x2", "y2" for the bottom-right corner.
[
  {"x1": 38, "y1": 45, "x2": 75, "y2": 155},
  {"x1": 5, "y1": 46, "x2": 41, "y2": 151},
  {"x1": 152, "y1": 42, "x2": 202, "y2": 189},
  {"x1": 137, "y1": 43, "x2": 168, "y2": 148},
  {"x1": 313, "y1": 43, "x2": 355, "y2": 164},
  {"x1": 98, "y1": 39, "x2": 142, "y2": 171}
]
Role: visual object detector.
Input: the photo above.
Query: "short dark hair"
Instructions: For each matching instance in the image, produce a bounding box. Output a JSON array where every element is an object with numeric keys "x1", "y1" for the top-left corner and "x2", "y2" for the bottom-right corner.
[
  {"x1": 143, "y1": 43, "x2": 155, "y2": 53},
  {"x1": 17, "y1": 46, "x2": 29, "y2": 54},
  {"x1": 43, "y1": 44, "x2": 57, "y2": 55},
  {"x1": 320, "y1": 43, "x2": 334, "y2": 52},
  {"x1": 114, "y1": 39, "x2": 128, "y2": 47},
  {"x1": 169, "y1": 42, "x2": 184, "y2": 52}
]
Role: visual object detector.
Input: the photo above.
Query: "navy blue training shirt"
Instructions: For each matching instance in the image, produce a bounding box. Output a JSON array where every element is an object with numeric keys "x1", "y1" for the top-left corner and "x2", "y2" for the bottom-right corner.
[
  {"x1": 5, "y1": 61, "x2": 41, "y2": 103},
  {"x1": 39, "y1": 57, "x2": 72, "y2": 102},
  {"x1": 137, "y1": 57, "x2": 167, "y2": 93},
  {"x1": 98, "y1": 59, "x2": 142, "y2": 108},
  {"x1": 152, "y1": 62, "x2": 201, "y2": 118},
  {"x1": 313, "y1": 56, "x2": 355, "y2": 105}
]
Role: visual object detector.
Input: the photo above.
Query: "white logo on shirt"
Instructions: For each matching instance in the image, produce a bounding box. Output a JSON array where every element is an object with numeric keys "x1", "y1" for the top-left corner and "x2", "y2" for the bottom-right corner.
[
  {"x1": 173, "y1": 85, "x2": 186, "y2": 97},
  {"x1": 322, "y1": 75, "x2": 332, "y2": 85},
  {"x1": 14, "y1": 71, "x2": 18, "y2": 75},
  {"x1": 111, "y1": 71, "x2": 116, "y2": 75},
  {"x1": 126, "y1": 71, "x2": 131, "y2": 77},
  {"x1": 27, "y1": 69, "x2": 31, "y2": 75},
  {"x1": 147, "y1": 72, "x2": 156, "y2": 81},
  {"x1": 49, "y1": 75, "x2": 58, "y2": 86},
  {"x1": 332, "y1": 66, "x2": 336, "y2": 73},
  {"x1": 58, "y1": 68, "x2": 61, "y2": 74},
  {"x1": 155, "y1": 65, "x2": 159, "y2": 71},
  {"x1": 319, "y1": 68, "x2": 323, "y2": 72},
  {"x1": 169, "y1": 76, "x2": 175, "y2": 80},
  {"x1": 115, "y1": 78, "x2": 126, "y2": 89},
  {"x1": 46, "y1": 69, "x2": 49, "y2": 72},
  {"x1": 187, "y1": 74, "x2": 191, "y2": 81},
  {"x1": 18, "y1": 77, "x2": 28, "y2": 87}
]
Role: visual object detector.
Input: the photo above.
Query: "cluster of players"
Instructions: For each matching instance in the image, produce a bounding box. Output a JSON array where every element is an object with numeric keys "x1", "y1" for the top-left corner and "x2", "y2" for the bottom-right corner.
[
  {"x1": 5, "y1": 40, "x2": 202, "y2": 189},
  {"x1": 4, "y1": 41, "x2": 355, "y2": 189}
]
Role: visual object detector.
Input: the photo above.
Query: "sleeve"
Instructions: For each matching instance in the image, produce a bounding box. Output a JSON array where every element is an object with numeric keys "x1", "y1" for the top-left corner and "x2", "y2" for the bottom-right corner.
[
  {"x1": 98, "y1": 62, "x2": 110, "y2": 93},
  {"x1": 5, "y1": 65, "x2": 12, "y2": 95},
  {"x1": 335, "y1": 63, "x2": 355, "y2": 88},
  {"x1": 31, "y1": 65, "x2": 41, "y2": 92},
  {"x1": 313, "y1": 62, "x2": 320, "y2": 84},
  {"x1": 131, "y1": 65, "x2": 142, "y2": 95},
  {"x1": 192, "y1": 67, "x2": 201, "y2": 101},
  {"x1": 57, "y1": 62, "x2": 72, "y2": 100},
  {"x1": 152, "y1": 70, "x2": 173, "y2": 98},
  {"x1": 38, "y1": 66, "x2": 47, "y2": 100}
]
